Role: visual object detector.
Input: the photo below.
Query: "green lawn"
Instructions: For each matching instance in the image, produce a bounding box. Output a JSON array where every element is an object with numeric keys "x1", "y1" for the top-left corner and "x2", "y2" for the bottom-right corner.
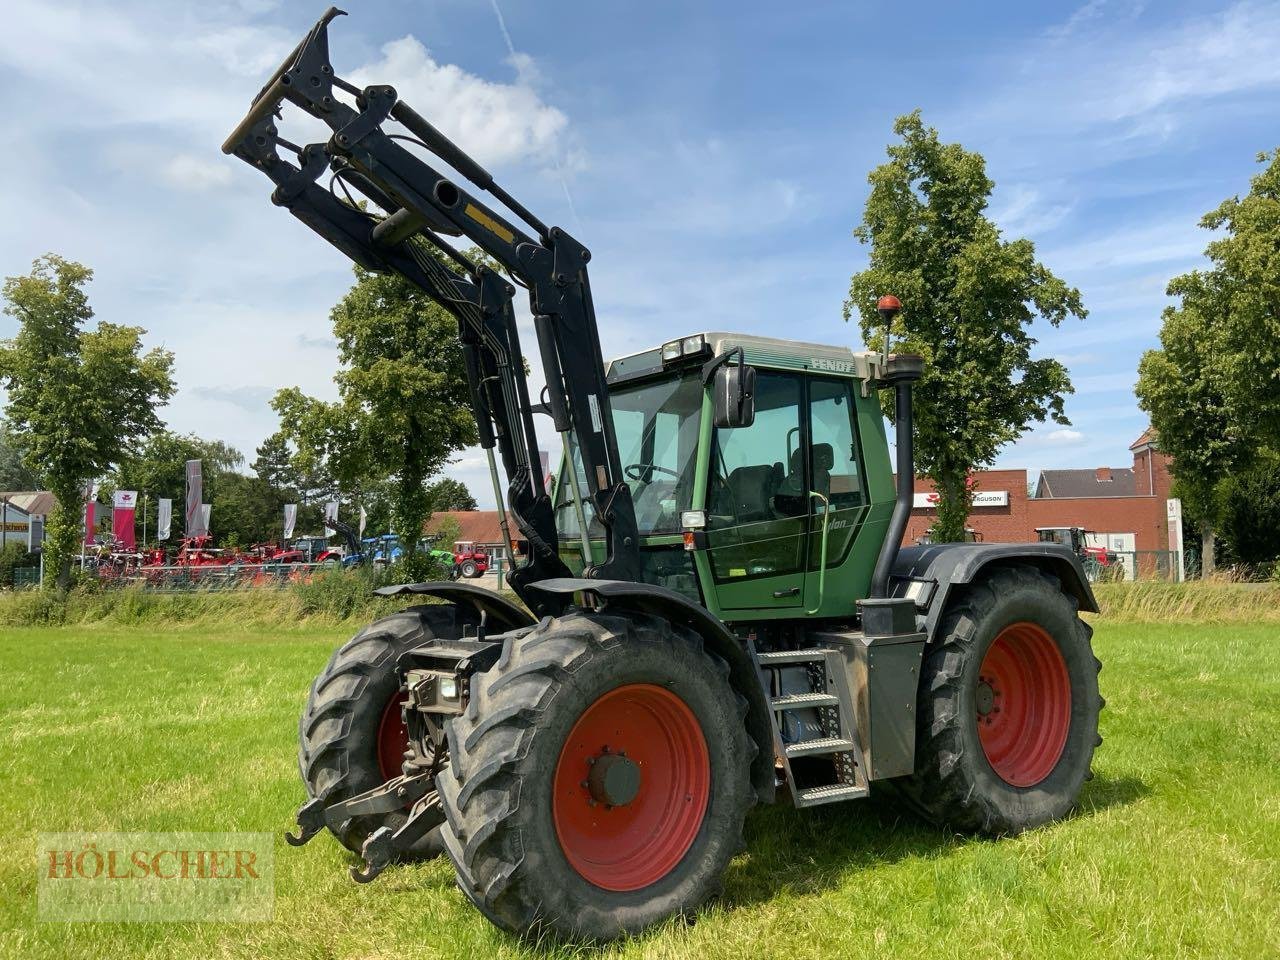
[{"x1": 1, "y1": 619, "x2": 1277, "y2": 959}]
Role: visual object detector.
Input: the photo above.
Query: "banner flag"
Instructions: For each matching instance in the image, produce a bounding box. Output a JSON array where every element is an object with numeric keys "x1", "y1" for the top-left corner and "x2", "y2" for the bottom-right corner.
[
  {"x1": 157, "y1": 498, "x2": 172, "y2": 541},
  {"x1": 200, "y1": 504, "x2": 211, "y2": 535},
  {"x1": 358, "y1": 505, "x2": 367, "y2": 539},
  {"x1": 111, "y1": 490, "x2": 138, "y2": 551},
  {"x1": 324, "y1": 501, "x2": 339, "y2": 537},
  {"x1": 283, "y1": 504, "x2": 297, "y2": 540},
  {"x1": 185, "y1": 460, "x2": 205, "y2": 536}
]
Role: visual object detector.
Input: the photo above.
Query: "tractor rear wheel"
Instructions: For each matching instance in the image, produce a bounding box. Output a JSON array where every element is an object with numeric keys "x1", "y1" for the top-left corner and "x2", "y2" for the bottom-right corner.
[
  {"x1": 460, "y1": 560, "x2": 478, "y2": 578},
  {"x1": 298, "y1": 603, "x2": 475, "y2": 858},
  {"x1": 437, "y1": 610, "x2": 755, "y2": 941},
  {"x1": 900, "y1": 565, "x2": 1103, "y2": 835}
]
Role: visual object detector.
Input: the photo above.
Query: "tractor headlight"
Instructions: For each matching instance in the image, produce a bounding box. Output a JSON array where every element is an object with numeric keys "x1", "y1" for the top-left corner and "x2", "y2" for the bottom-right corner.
[
  {"x1": 681, "y1": 335, "x2": 705, "y2": 355},
  {"x1": 902, "y1": 579, "x2": 933, "y2": 607},
  {"x1": 661, "y1": 340, "x2": 682, "y2": 362},
  {"x1": 439, "y1": 677, "x2": 458, "y2": 700}
]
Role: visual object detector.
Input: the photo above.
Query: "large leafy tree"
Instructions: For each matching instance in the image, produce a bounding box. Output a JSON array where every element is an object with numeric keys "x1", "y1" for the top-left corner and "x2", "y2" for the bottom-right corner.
[
  {"x1": 272, "y1": 263, "x2": 475, "y2": 574},
  {"x1": 426, "y1": 476, "x2": 478, "y2": 512},
  {"x1": 0, "y1": 255, "x2": 174, "y2": 588},
  {"x1": 1137, "y1": 149, "x2": 1280, "y2": 573},
  {"x1": 845, "y1": 112, "x2": 1085, "y2": 542}
]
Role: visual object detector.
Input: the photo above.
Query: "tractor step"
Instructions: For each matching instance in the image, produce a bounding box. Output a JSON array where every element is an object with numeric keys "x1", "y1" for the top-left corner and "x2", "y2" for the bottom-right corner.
[
  {"x1": 770, "y1": 692, "x2": 840, "y2": 710},
  {"x1": 750, "y1": 640, "x2": 869, "y2": 809},
  {"x1": 784, "y1": 736, "x2": 856, "y2": 758},
  {"x1": 795, "y1": 783, "x2": 869, "y2": 807},
  {"x1": 755, "y1": 648, "x2": 830, "y2": 665}
]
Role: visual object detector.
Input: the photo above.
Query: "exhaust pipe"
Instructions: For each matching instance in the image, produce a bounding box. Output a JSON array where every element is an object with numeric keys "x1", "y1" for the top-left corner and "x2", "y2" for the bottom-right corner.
[{"x1": 869, "y1": 296, "x2": 923, "y2": 599}]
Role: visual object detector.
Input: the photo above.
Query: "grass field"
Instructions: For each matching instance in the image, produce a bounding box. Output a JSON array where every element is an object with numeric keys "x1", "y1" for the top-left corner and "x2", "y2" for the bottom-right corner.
[{"x1": 1, "y1": 616, "x2": 1278, "y2": 959}]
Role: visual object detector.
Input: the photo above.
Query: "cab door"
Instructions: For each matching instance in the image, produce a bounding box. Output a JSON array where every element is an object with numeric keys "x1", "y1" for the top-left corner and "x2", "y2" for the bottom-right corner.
[
  {"x1": 802, "y1": 376, "x2": 870, "y2": 613},
  {"x1": 703, "y1": 371, "x2": 808, "y2": 610}
]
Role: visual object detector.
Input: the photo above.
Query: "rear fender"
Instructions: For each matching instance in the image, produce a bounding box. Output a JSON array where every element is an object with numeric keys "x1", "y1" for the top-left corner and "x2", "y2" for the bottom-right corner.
[
  {"x1": 528, "y1": 577, "x2": 776, "y2": 804},
  {"x1": 888, "y1": 543, "x2": 1100, "y2": 640}
]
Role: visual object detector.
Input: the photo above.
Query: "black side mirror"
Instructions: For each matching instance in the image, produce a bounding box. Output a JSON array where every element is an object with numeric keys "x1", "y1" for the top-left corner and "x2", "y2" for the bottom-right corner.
[{"x1": 714, "y1": 363, "x2": 756, "y2": 428}]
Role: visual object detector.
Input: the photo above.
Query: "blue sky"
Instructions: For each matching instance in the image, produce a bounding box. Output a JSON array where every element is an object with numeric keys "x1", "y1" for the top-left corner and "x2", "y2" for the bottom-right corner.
[{"x1": 3, "y1": 0, "x2": 1278, "y2": 507}]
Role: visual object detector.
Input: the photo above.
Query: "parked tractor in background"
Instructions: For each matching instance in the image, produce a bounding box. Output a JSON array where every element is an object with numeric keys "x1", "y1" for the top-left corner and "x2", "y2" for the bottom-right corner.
[
  {"x1": 225, "y1": 9, "x2": 1103, "y2": 941},
  {"x1": 1036, "y1": 526, "x2": 1121, "y2": 581},
  {"x1": 450, "y1": 541, "x2": 489, "y2": 578}
]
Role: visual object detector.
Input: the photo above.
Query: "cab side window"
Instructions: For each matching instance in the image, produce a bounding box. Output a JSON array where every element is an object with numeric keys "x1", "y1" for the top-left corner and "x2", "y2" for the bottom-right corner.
[{"x1": 808, "y1": 377, "x2": 864, "y2": 510}]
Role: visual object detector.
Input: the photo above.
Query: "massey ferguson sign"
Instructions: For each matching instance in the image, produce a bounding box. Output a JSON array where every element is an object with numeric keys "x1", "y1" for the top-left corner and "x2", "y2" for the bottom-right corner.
[{"x1": 913, "y1": 490, "x2": 1010, "y2": 509}]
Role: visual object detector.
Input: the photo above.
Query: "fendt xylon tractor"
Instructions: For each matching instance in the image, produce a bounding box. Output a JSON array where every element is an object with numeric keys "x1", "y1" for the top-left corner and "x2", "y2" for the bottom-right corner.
[{"x1": 223, "y1": 9, "x2": 1104, "y2": 940}]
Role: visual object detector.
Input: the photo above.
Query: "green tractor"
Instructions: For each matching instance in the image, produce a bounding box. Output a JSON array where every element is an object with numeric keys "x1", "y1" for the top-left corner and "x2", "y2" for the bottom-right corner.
[{"x1": 225, "y1": 9, "x2": 1103, "y2": 941}]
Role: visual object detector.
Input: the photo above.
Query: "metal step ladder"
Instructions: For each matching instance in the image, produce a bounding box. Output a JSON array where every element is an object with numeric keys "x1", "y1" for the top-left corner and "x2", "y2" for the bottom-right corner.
[{"x1": 751, "y1": 644, "x2": 868, "y2": 808}]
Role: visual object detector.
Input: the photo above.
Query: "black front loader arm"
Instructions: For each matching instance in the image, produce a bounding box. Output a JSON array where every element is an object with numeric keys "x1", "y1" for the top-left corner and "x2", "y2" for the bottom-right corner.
[{"x1": 221, "y1": 8, "x2": 642, "y2": 608}]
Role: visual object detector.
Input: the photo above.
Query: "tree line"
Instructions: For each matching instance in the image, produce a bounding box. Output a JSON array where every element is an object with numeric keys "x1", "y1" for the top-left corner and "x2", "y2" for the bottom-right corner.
[
  {"x1": 4, "y1": 113, "x2": 1277, "y2": 589},
  {"x1": 0, "y1": 251, "x2": 481, "y2": 589}
]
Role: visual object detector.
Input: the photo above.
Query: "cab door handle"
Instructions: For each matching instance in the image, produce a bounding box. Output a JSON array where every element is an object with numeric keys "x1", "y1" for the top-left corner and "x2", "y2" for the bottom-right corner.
[{"x1": 772, "y1": 586, "x2": 800, "y2": 598}]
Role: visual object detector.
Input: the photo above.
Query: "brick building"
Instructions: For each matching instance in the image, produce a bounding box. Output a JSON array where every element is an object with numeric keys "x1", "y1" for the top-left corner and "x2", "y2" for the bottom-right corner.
[{"x1": 905, "y1": 431, "x2": 1175, "y2": 574}]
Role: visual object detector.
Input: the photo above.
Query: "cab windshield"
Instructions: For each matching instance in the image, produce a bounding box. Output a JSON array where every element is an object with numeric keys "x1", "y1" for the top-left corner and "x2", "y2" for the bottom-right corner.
[{"x1": 555, "y1": 372, "x2": 703, "y2": 538}]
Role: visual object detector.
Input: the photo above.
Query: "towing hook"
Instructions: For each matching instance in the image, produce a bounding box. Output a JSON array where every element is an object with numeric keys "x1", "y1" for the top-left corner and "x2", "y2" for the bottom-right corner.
[
  {"x1": 349, "y1": 861, "x2": 384, "y2": 884},
  {"x1": 284, "y1": 797, "x2": 327, "y2": 846}
]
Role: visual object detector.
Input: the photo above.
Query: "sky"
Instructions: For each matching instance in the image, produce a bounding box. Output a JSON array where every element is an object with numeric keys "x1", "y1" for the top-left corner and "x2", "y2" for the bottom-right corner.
[{"x1": 3, "y1": 0, "x2": 1279, "y2": 508}]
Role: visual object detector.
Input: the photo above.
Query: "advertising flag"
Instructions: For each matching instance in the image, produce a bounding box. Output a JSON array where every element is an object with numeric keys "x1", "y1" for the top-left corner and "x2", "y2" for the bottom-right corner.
[
  {"x1": 324, "y1": 501, "x2": 339, "y2": 537},
  {"x1": 282, "y1": 504, "x2": 297, "y2": 540},
  {"x1": 185, "y1": 460, "x2": 205, "y2": 536},
  {"x1": 201, "y1": 504, "x2": 211, "y2": 535},
  {"x1": 358, "y1": 505, "x2": 367, "y2": 539},
  {"x1": 157, "y1": 498, "x2": 172, "y2": 541},
  {"x1": 111, "y1": 490, "x2": 138, "y2": 550}
]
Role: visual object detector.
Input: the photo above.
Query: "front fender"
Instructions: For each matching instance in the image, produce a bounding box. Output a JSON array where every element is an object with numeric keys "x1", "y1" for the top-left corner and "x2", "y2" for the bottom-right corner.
[
  {"x1": 889, "y1": 543, "x2": 1100, "y2": 640},
  {"x1": 528, "y1": 578, "x2": 776, "y2": 805},
  {"x1": 374, "y1": 580, "x2": 535, "y2": 632}
]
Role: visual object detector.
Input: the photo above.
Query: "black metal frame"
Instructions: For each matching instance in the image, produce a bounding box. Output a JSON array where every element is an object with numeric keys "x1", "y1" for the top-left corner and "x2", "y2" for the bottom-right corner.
[{"x1": 222, "y1": 8, "x2": 641, "y2": 615}]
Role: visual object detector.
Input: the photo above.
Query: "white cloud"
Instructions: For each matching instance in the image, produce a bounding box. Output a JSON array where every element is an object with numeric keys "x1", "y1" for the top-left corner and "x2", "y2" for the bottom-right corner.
[
  {"x1": 161, "y1": 155, "x2": 234, "y2": 191},
  {"x1": 1046, "y1": 428, "x2": 1086, "y2": 444},
  {"x1": 990, "y1": 184, "x2": 1074, "y2": 237},
  {"x1": 349, "y1": 36, "x2": 568, "y2": 170}
]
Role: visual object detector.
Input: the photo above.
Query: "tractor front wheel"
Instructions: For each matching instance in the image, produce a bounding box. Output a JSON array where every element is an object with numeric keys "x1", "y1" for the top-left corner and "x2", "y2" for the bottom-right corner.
[
  {"x1": 298, "y1": 604, "x2": 475, "y2": 858},
  {"x1": 437, "y1": 610, "x2": 755, "y2": 941},
  {"x1": 900, "y1": 564, "x2": 1103, "y2": 835}
]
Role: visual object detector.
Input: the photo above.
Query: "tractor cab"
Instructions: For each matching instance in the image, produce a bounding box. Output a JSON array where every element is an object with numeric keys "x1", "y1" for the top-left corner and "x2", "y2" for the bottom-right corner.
[{"x1": 554, "y1": 332, "x2": 895, "y2": 620}]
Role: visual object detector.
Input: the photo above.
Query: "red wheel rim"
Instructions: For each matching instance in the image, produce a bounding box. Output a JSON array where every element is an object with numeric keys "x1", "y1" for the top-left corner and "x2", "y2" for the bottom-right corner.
[
  {"x1": 976, "y1": 622, "x2": 1072, "y2": 787},
  {"x1": 552, "y1": 683, "x2": 710, "y2": 892},
  {"x1": 376, "y1": 694, "x2": 408, "y2": 781}
]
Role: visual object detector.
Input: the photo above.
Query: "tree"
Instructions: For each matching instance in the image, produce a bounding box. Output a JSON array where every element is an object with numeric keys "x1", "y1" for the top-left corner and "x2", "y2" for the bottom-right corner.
[
  {"x1": 1215, "y1": 460, "x2": 1280, "y2": 568},
  {"x1": 272, "y1": 262, "x2": 476, "y2": 574},
  {"x1": 110, "y1": 430, "x2": 246, "y2": 545},
  {"x1": 1136, "y1": 150, "x2": 1280, "y2": 574},
  {"x1": 426, "y1": 476, "x2": 478, "y2": 512},
  {"x1": 0, "y1": 255, "x2": 174, "y2": 589},
  {"x1": 0, "y1": 420, "x2": 38, "y2": 490},
  {"x1": 844, "y1": 112, "x2": 1085, "y2": 541}
]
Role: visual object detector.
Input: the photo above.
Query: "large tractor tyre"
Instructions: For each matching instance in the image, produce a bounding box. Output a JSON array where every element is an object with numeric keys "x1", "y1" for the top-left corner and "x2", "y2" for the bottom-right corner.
[
  {"x1": 437, "y1": 610, "x2": 756, "y2": 941},
  {"x1": 298, "y1": 603, "x2": 475, "y2": 858},
  {"x1": 460, "y1": 560, "x2": 478, "y2": 578},
  {"x1": 900, "y1": 564, "x2": 1103, "y2": 836}
]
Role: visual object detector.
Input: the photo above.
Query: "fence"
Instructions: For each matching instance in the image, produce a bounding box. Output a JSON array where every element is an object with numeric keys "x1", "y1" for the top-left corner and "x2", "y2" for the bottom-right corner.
[
  {"x1": 97, "y1": 562, "x2": 332, "y2": 592},
  {"x1": 1089, "y1": 550, "x2": 1183, "y2": 582}
]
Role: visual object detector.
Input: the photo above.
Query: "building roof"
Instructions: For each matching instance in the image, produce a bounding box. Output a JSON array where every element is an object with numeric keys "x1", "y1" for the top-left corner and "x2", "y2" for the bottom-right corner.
[
  {"x1": 1129, "y1": 428, "x2": 1157, "y2": 451},
  {"x1": 1035, "y1": 469, "x2": 1136, "y2": 499},
  {"x1": 423, "y1": 510, "x2": 517, "y2": 545},
  {"x1": 0, "y1": 491, "x2": 57, "y2": 516}
]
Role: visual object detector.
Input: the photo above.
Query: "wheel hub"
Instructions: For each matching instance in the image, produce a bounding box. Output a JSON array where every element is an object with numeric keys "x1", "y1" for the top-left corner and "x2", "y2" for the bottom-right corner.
[
  {"x1": 975, "y1": 679, "x2": 996, "y2": 716},
  {"x1": 588, "y1": 752, "x2": 641, "y2": 806}
]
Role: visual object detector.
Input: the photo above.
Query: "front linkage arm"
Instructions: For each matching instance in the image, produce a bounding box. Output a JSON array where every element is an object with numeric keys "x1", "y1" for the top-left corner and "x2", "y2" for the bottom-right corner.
[{"x1": 222, "y1": 7, "x2": 642, "y2": 607}]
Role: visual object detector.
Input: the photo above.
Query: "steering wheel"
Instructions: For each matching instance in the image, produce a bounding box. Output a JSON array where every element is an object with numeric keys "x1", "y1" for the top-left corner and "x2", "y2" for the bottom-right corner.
[{"x1": 625, "y1": 463, "x2": 680, "y2": 482}]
